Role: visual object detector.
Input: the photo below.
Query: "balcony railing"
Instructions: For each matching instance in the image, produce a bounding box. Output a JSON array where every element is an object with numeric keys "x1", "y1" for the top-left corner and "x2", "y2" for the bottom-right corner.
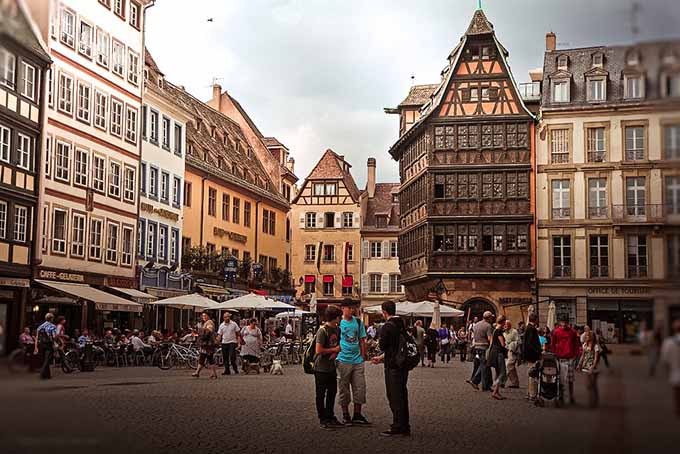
[
  {"x1": 627, "y1": 265, "x2": 648, "y2": 278},
  {"x1": 587, "y1": 151, "x2": 606, "y2": 162},
  {"x1": 588, "y1": 206, "x2": 609, "y2": 219},
  {"x1": 551, "y1": 152, "x2": 570, "y2": 164},
  {"x1": 552, "y1": 208, "x2": 571, "y2": 219},
  {"x1": 553, "y1": 265, "x2": 572, "y2": 278},
  {"x1": 612, "y1": 204, "x2": 667, "y2": 223},
  {"x1": 518, "y1": 82, "x2": 541, "y2": 100},
  {"x1": 590, "y1": 265, "x2": 609, "y2": 278}
]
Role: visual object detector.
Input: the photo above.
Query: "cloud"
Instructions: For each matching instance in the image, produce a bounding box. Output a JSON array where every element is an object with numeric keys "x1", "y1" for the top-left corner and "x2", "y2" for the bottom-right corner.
[{"x1": 145, "y1": 0, "x2": 680, "y2": 188}]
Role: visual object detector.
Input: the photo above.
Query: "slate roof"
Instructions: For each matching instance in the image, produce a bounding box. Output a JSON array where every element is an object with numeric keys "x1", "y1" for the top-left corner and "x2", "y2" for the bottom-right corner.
[
  {"x1": 542, "y1": 39, "x2": 680, "y2": 110},
  {"x1": 262, "y1": 137, "x2": 288, "y2": 149},
  {"x1": 363, "y1": 183, "x2": 400, "y2": 230},
  {"x1": 143, "y1": 52, "x2": 287, "y2": 208},
  {"x1": 296, "y1": 149, "x2": 361, "y2": 202},
  {"x1": 0, "y1": 0, "x2": 50, "y2": 63},
  {"x1": 398, "y1": 84, "x2": 439, "y2": 107}
]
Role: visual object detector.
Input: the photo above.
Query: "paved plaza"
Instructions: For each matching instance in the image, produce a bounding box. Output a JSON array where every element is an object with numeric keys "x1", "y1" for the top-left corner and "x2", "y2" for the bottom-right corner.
[{"x1": 0, "y1": 351, "x2": 677, "y2": 454}]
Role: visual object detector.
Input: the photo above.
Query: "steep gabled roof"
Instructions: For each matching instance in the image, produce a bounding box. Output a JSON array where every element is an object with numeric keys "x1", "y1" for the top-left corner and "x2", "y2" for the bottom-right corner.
[
  {"x1": 363, "y1": 183, "x2": 400, "y2": 230},
  {"x1": 294, "y1": 149, "x2": 361, "y2": 203},
  {"x1": 388, "y1": 8, "x2": 535, "y2": 159},
  {"x1": 0, "y1": 0, "x2": 50, "y2": 63},
  {"x1": 398, "y1": 84, "x2": 439, "y2": 108}
]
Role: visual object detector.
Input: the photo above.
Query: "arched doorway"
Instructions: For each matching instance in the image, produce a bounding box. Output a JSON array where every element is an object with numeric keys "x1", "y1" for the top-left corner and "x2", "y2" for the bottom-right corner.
[{"x1": 461, "y1": 298, "x2": 497, "y2": 324}]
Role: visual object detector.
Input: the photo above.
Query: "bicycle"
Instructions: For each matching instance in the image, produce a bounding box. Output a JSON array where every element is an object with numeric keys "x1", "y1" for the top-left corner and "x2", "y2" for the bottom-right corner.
[{"x1": 155, "y1": 343, "x2": 198, "y2": 370}]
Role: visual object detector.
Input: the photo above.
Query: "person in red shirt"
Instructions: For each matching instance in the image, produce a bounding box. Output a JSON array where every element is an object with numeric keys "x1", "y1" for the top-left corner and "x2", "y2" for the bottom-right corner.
[{"x1": 550, "y1": 314, "x2": 580, "y2": 404}]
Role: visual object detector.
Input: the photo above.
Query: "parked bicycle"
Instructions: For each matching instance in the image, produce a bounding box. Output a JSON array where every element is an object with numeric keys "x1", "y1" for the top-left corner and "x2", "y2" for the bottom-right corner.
[{"x1": 155, "y1": 342, "x2": 199, "y2": 370}]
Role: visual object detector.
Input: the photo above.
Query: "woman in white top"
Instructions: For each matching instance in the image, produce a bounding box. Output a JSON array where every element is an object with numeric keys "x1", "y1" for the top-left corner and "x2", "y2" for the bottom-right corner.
[{"x1": 577, "y1": 330, "x2": 601, "y2": 408}]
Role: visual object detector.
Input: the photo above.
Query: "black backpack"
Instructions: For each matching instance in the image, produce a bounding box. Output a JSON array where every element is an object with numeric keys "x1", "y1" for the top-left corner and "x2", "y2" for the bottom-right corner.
[
  {"x1": 394, "y1": 327, "x2": 420, "y2": 371},
  {"x1": 303, "y1": 326, "x2": 327, "y2": 374}
]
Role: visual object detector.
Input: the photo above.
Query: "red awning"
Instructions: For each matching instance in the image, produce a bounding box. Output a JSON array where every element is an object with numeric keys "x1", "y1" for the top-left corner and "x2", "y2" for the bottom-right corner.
[
  {"x1": 342, "y1": 276, "x2": 353, "y2": 287},
  {"x1": 252, "y1": 289, "x2": 268, "y2": 296},
  {"x1": 323, "y1": 275, "x2": 334, "y2": 283},
  {"x1": 304, "y1": 275, "x2": 316, "y2": 283}
]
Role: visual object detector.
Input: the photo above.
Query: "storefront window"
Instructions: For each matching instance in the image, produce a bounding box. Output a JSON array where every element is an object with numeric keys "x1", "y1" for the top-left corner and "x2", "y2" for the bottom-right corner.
[{"x1": 587, "y1": 299, "x2": 653, "y2": 344}]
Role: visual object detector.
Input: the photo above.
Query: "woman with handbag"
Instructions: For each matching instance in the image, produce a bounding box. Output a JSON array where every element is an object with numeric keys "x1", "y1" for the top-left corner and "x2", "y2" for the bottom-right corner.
[
  {"x1": 192, "y1": 312, "x2": 217, "y2": 379},
  {"x1": 578, "y1": 330, "x2": 601, "y2": 408}
]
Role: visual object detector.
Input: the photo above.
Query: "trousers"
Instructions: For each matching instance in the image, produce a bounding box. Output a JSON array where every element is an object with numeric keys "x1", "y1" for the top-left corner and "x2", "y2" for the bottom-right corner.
[
  {"x1": 221, "y1": 343, "x2": 238, "y2": 373},
  {"x1": 336, "y1": 361, "x2": 367, "y2": 406},
  {"x1": 314, "y1": 371, "x2": 337, "y2": 422},
  {"x1": 385, "y1": 366, "x2": 410, "y2": 433},
  {"x1": 470, "y1": 347, "x2": 492, "y2": 390}
]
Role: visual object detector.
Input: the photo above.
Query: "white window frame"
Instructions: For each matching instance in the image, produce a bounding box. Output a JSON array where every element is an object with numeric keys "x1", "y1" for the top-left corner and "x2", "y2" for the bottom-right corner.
[
  {"x1": 0, "y1": 47, "x2": 16, "y2": 90},
  {"x1": 587, "y1": 127, "x2": 606, "y2": 162},
  {"x1": 89, "y1": 217, "x2": 103, "y2": 261},
  {"x1": 13, "y1": 205, "x2": 28, "y2": 242},
  {"x1": 129, "y1": 2, "x2": 140, "y2": 28},
  {"x1": 44, "y1": 135, "x2": 51, "y2": 177},
  {"x1": 76, "y1": 81, "x2": 91, "y2": 123},
  {"x1": 52, "y1": 208, "x2": 67, "y2": 254},
  {"x1": 626, "y1": 176, "x2": 646, "y2": 217},
  {"x1": 551, "y1": 79, "x2": 569, "y2": 103},
  {"x1": 305, "y1": 212, "x2": 316, "y2": 228},
  {"x1": 108, "y1": 160, "x2": 121, "y2": 198},
  {"x1": 105, "y1": 221, "x2": 119, "y2": 264},
  {"x1": 127, "y1": 50, "x2": 139, "y2": 86},
  {"x1": 665, "y1": 124, "x2": 680, "y2": 160},
  {"x1": 370, "y1": 241, "x2": 382, "y2": 258},
  {"x1": 624, "y1": 74, "x2": 644, "y2": 99},
  {"x1": 158, "y1": 225, "x2": 167, "y2": 261},
  {"x1": 551, "y1": 179, "x2": 571, "y2": 219},
  {"x1": 20, "y1": 61, "x2": 36, "y2": 101},
  {"x1": 74, "y1": 147, "x2": 88, "y2": 187},
  {"x1": 41, "y1": 204, "x2": 48, "y2": 251},
  {"x1": 111, "y1": 40, "x2": 125, "y2": 77},
  {"x1": 92, "y1": 154, "x2": 106, "y2": 193},
  {"x1": 121, "y1": 225, "x2": 133, "y2": 266},
  {"x1": 96, "y1": 28, "x2": 109, "y2": 67},
  {"x1": 342, "y1": 212, "x2": 353, "y2": 228},
  {"x1": 57, "y1": 72, "x2": 74, "y2": 115},
  {"x1": 113, "y1": 0, "x2": 124, "y2": 17},
  {"x1": 125, "y1": 105, "x2": 137, "y2": 143},
  {"x1": 123, "y1": 166, "x2": 135, "y2": 203},
  {"x1": 110, "y1": 98, "x2": 123, "y2": 137},
  {"x1": 625, "y1": 126, "x2": 645, "y2": 161},
  {"x1": 55, "y1": 140, "x2": 71, "y2": 183},
  {"x1": 369, "y1": 273, "x2": 382, "y2": 293},
  {"x1": 70, "y1": 212, "x2": 86, "y2": 257},
  {"x1": 78, "y1": 19, "x2": 93, "y2": 58},
  {"x1": 304, "y1": 244, "x2": 316, "y2": 262},
  {"x1": 146, "y1": 222, "x2": 156, "y2": 258},
  {"x1": 588, "y1": 178, "x2": 608, "y2": 219},
  {"x1": 60, "y1": 7, "x2": 75, "y2": 48},
  {"x1": 94, "y1": 90, "x2": 107, "y2": 130},
  {"x1": 17, "y1": 133, "x2": 31, "y2": 170},
  {"x1": 170, "y1": 229, "x2": 179, "y2": 263},
  {"x1": 587, "y1": 77, "x2": 606, "y2": 102},
  {"x1": 46, "y1": 68, "x2": 54, "y2": 107}
]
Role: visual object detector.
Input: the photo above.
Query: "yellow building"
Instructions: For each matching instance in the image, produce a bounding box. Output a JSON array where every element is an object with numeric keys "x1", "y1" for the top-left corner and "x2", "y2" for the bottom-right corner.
[
  {"x1": 290, "y1": 150, "x2": 362, "y2": 310},
  {"x1": 168, "y1": 84, "x2": 290, "y2": 289},
  {"x1": 536, "y1": 36, "x2": 680, "y2": 341}
]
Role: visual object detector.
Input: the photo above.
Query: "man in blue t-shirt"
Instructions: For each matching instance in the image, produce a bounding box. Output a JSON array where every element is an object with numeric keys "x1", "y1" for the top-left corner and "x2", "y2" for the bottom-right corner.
[{"x1": 336, "y1": 300, "x2": 370, "y2": 426}]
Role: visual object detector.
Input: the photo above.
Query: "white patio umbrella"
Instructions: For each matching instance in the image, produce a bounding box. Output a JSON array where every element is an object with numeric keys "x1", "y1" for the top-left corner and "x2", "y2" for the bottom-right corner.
[
  {"x1": 547, "y1": 301, "x2": 556, "y2": 329},
  {"x1": 362, "y1": 301, "x2": 464, "y2": 318},
  {"x1": 275, "y1": 309, "x2": 312, "y2": 319},
  {"x1": 149, "y1": 293, "x2": 218, "y2": 331},
  {"x1": 213, "y1": 293, "x2": 294, "y2": 311}
]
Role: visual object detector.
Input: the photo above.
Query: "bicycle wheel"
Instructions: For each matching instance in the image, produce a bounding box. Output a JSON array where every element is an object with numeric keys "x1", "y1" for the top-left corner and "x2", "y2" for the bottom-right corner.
[
  {"x1": 158, "y1": 350, "x2": 174, "y2": 370},
  {"x1": 8, "y1": 349, "x2": 27, "y2": 374},
  {"x1": 188, "y1": 355, "x2": 198, "y2": 369},
  {"x1": 61, "y1": 351, "x2": 78, "y2": 373}
]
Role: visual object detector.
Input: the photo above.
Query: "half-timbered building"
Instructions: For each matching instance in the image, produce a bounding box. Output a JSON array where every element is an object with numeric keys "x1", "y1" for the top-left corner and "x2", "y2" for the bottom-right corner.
[
  {"x1": 387, "y1": 8, "x2": 537, "y2": 321},
  {"x1": 290, "y1": 149, "x2": 361, "y2": 310}
]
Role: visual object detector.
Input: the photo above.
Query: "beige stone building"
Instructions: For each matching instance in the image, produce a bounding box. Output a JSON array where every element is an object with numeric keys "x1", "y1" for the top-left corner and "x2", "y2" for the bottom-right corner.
[
  {"x1": 290, "y1": 150, "x2": 361, "y2": 310},
  {"x1": 536, "y1": 35, "x2": 680, "y2": 342},
  {"x1": 359, "y1": 158, "x2": 403, "y2": 309}
]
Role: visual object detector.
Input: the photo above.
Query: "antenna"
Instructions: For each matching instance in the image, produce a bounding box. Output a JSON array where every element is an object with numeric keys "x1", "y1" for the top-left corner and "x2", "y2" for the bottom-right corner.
[
  {"x1": 208, "y1": 77, "x2": 223, "y2": 88},
  {"x1": 631, "y1": 1, "x2": 641, "y2": 42}
]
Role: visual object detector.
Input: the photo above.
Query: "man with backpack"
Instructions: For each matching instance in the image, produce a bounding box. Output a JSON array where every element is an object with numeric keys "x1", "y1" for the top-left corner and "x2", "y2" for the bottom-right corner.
[
  {"x1": 34, "y1": 313, "x2": 57, "y2": 380},
  {"x1": 337, "y1": 300, "x2": 371, "y2": 426},
  {"x1": 372, "y1": 300, "x2": 413, "y2": 437},
  {"x1": 313, "y1": 305, "x2": 345, "y2": 430}
]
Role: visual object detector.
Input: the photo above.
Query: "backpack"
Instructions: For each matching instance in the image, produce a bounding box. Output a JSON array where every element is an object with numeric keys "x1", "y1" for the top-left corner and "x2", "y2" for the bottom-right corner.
[
  {"x1": 303, "y1": 326, "x2": 326, "y2": 375},
  {"x1": 394, "y1": 327, "x2": 420, "y2": 371}
]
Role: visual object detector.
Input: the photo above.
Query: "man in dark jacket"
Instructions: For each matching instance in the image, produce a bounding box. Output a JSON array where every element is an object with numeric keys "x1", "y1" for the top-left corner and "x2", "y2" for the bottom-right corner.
[
  {"x1": 372, "y1": 300, "x2": 410, "y2": 436},
  {"x1": 522, "y1": 313, "x2": 542, "y2": 401}
]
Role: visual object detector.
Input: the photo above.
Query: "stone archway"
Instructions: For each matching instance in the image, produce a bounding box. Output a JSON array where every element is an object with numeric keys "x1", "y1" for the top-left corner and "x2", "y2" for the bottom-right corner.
[{"x1": 461, "y1": 298, "x2": 497, "y2": 324}]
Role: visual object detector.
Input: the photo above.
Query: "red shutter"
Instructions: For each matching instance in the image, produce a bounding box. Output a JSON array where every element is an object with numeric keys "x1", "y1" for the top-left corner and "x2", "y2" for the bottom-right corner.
[
  {"x1": 323, "y1": 275, "x2": 334, "y2": 283},
  {"x1": 342, "y1": 275, "x2": 353, "y2": 287},
  {"x1": 304, "y1": 275, "x2": 316, "y2": 283}
]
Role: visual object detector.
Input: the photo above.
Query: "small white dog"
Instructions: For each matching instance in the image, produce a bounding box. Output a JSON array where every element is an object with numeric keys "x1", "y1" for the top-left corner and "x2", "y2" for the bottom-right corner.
[{"x1": 270, "y1": 360, "x2": 283, "y2": 375}]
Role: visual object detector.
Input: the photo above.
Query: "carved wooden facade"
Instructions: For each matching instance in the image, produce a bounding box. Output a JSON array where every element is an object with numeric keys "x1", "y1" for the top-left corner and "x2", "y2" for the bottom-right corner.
[{"x1": 389, "y1": 9, "x2": 536, "y2": 305}]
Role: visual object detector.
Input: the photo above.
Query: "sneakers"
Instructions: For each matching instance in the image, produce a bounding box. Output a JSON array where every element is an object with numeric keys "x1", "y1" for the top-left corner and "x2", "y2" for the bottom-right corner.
[
  {"x1": 342, "y1": 414, "x2": 353, "y2": 426},
  {"x1": 466, "y1": 380, "x2": 479, "y2": 391},
  {"x1": 326, "y1": 418, "x2": 345, "y2": 429},
  {"x1": 351, "y1": 414, "x2": 371, "y2": 426}
]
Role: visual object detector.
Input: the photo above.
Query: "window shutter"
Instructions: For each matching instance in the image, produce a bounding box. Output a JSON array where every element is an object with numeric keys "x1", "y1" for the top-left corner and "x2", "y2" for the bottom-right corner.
[
  {"x1": 317, "y1": 213, "x2": 324, "y2": 228},
  {"x1": 361, "y1": 274, "x2": 369, "y2": 294},
  {"x1": 382, "y1": 240, "x2": 389, "y2": 259},
  {"x1": 381, "y1": 274, "x2": 389, "y2": 293},
  {"x1": 299, "y1": 213, "x2": 305, "y2": 228},
  {"x1": 353, "y1": 213, "x2": 360, "y2": 227},
  {"x1": 362, "y1": 240, "x2": 369, "y2": 259},
  {"x1": 335, "y1": 213, "x2": 341, "y2": 228}
]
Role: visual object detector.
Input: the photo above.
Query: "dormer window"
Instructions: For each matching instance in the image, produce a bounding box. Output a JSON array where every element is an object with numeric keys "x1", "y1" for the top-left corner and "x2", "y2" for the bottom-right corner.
[
  {"x1": 662, "y1": 48, "x2": 677, "y2": 65},
  {"x1": 551, "y1": 79, "x2": 570, "y2": 103},
  {"x1": 157, "y1": 76, "x2": 163, "y2": 88},
  {"x1": 587, "y1": 77, "x2": 606, "y2": 102},
  {"x1": 592, "y1": 53, "x2": 603, "y2": 68},
  {"x1": 626, "y1": 51, "x2": 640, "y2": 66},
  {"x1": 663, "y1": 72, "x2": 680, "y2": 98},
  {"x1": 624, "y1": 74, "x2": 644, "y2": 99},
  {"x1": 557, "y1": 55, "x2": 568, "y2": 71}
]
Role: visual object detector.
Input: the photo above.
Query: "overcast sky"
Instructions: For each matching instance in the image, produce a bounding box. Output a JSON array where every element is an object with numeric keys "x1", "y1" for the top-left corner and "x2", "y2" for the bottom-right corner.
[{"x1": 145, "y1": 0, "x2": 680, "y2": 189}]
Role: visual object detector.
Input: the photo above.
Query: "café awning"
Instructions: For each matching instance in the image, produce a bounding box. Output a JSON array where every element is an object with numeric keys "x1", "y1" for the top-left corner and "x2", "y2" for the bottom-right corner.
[
  {"x1": 35, "y1": 280, "x2": 143, "y2": 313},
  {"x1": 107, "y1": 287, "x2": 157, "y2": 303}
]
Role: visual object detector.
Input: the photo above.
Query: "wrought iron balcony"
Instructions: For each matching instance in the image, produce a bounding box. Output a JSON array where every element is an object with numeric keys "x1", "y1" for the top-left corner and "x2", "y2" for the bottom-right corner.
[
  {"x1": 611, "y1": 204, "x2": 667, "y2": 224},
  {"x1": 552, "y1": 208, "x2": 571, "y2": 220},
  {"x1": 551, "y1": 152, "x2": 570, "y2": 164},
  {"x1": 553, "y1": 265, "x2": 571, "y2": 278},
  {"x1": 627, "y1": 265, "x2": 648, "y2": 278},
  {"x1": 587, "y1": 151, "x2": 606, "y2": 163},
  {"x1": 588, "y1": 206, "x2": 609, "y2": 219},
  {"x1": 590, "y1": 265, "x2": 609, "y2": 278}
]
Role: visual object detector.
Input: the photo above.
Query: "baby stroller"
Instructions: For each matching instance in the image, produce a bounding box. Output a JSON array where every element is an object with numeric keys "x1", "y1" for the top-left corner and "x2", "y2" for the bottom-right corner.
[{"x1": 532, "y1": 352, "x2": 563, "y2": 407}]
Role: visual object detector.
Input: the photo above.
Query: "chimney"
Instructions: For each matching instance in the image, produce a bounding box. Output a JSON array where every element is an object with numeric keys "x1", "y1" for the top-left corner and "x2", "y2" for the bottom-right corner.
[
  {"x1": 286, "y1": 157, "x2": 295, "y2": 174},
  {"x1": 212, "y1": 84, "x2": 222, "y2": 110},
  {"x1": 367, "y1": 157, "x2": 376, "y2": 198},
  {"x1": 546, "y1": 31, "x2": 556, "y2": 51}
]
